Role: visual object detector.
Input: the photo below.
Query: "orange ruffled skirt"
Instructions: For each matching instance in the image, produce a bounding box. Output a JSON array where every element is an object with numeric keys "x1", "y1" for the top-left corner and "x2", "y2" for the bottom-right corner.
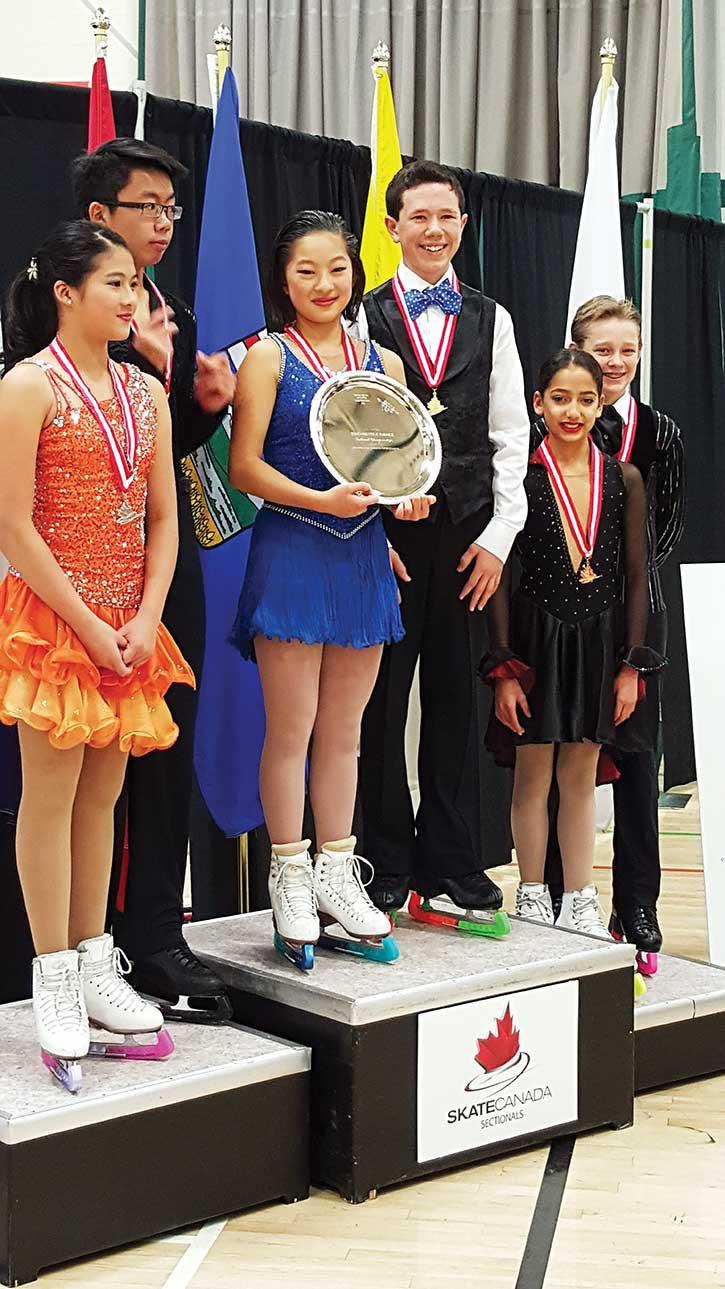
[{"x1": 0, "y1": 576, "x2": 195, "y2": 756}]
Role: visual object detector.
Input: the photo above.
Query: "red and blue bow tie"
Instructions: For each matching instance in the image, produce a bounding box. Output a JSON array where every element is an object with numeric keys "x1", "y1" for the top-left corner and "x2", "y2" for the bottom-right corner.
[{"x1": 403, "y1": 279, "x2": 462, "y2": 320}]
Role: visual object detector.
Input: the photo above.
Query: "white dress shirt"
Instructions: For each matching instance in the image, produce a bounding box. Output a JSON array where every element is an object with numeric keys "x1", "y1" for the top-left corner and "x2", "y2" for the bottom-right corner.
[
  {"x1": 396, "y1": 263, "x2": 529, "y2": 562},
  {"x1": 614, "y1": 389, "x2": 632, "y2": 419}
]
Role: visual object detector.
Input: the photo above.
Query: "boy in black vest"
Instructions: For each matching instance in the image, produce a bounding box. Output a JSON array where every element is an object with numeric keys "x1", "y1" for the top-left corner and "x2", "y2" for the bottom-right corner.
[
  {"x1": 536, "y1": 295, "x2": 685, "y2": 972},
  {"x1": 360, "y1": 160, "x2": 530, "y2": 927}
]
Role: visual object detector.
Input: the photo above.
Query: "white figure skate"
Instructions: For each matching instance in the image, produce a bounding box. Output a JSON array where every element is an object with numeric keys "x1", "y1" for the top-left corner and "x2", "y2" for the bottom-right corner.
[
  {"x1": 34, "y1": 949, "x2": 89, "y2": 1093},
  {"x1": 556, "y1": 886, "x2": 612, "y2": 940},
  {"x1": 78, "y1": 933, "x2": 173, "y2": 1060},
  {"x1": 269, "y1": 842, "x2": 320, "y2": 972},
  {"x1": 313, "y1": 837, "x2": 398, "y2": 963},
  {"x1": 515, "y1": 882, "x2": 555, "y2": 926}
]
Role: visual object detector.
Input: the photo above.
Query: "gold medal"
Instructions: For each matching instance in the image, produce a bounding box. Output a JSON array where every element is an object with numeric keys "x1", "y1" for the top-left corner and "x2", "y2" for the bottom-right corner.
[
  {"x1": 427, "y1": 390, "x2": 446, "y2": 416},
  {"x1": 118, "y1": 498, "x2": 141, "y2": 525},
  {"x1": 578, "y1": 559, "x2": 600, "y2": 584}
]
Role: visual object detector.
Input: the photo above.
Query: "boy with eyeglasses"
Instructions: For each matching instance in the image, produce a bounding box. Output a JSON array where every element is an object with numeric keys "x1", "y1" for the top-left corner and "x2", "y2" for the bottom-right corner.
[{"x1": 69, "y1": 138, "x2": 236, "y2": 1021}]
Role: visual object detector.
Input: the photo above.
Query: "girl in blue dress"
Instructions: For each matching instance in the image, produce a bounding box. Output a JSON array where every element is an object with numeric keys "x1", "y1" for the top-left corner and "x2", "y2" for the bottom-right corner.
[{"x1": 229, "y1": 211, "x2": 433, "y2": 969}]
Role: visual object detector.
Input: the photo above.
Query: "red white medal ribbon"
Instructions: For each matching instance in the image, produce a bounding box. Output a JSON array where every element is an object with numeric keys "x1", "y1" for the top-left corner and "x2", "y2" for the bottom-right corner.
[
  {"x1": 537, "y1": 437, "x2": 604, "y2": 566},
  {"x1": 130, "y1": 277, "x2": 173, "y2": 394},
  {"x1": 285, "y1": 325, "x2": 360, "y2": 380},
  {"x1": 49, "y1": 336, "x2": 138, "y2": 491},
  {"x1": 616, "y1": 397, "x2": 638, "y2": 463},
  {"x1": 391, "y1": 269, "x2": 460, "y2": 390}
]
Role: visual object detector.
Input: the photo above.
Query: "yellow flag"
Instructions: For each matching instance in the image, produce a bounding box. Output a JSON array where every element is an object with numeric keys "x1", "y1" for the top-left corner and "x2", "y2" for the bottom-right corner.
[{"x1": 360, "y1": 62, "x2": 403, "y2": 291}]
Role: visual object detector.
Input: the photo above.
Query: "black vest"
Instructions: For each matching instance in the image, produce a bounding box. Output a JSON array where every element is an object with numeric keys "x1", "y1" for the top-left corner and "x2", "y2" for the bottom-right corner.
[{"x1": 364, "y1": 280, "x2": 496, "y2": 524}]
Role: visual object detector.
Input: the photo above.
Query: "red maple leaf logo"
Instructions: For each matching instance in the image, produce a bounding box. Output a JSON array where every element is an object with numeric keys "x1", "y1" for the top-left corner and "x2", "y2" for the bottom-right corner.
[{"x1": 475, "y1": 1004, "x2": 520, "y2": 1072}]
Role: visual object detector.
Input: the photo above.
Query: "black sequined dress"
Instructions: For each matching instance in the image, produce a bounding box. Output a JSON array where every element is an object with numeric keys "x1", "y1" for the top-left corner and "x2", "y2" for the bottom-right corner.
[{"x1": 480, "y1": 450, "x2": 665, "y2": 764}]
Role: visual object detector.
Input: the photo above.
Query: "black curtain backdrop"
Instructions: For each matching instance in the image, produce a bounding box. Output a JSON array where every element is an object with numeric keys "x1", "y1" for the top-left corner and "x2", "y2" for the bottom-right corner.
[
  {"x1": 650, "y1": 213, "x2": 725, "y2": 788},
  {"x1": 0, "y1": 74, "x2": 723, "y2": 791},
  {"x1": 0, "y1": 80, "x2": 137, "y2": 298}
]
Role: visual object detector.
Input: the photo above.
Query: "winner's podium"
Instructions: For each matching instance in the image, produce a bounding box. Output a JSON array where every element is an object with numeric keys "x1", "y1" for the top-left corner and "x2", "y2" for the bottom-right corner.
[
  {"x1": 186, "y1": 912, "x2": 635, "y2": 1203},
  {"x1": 0, "y1": 1004, "x2": 310, "y2": 1287}
]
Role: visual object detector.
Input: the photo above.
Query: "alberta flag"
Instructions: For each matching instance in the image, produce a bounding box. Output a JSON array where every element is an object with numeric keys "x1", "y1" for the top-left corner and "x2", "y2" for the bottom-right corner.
[{"x1": 186, "y1": 67, "x2": 266, "y2": 837}]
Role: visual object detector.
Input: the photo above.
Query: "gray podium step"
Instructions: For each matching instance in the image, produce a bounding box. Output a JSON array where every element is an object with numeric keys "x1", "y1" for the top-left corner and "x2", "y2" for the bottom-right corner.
[
  {"x1": 0, "y1": 1003, "x2": 310, "y2": 1286},
  {"x1": 186, "y1": 911, "x2": 636, "y2": 1201},
  {"x1": 634, "y1": 952, "x2": 725, "y2": 1089}
]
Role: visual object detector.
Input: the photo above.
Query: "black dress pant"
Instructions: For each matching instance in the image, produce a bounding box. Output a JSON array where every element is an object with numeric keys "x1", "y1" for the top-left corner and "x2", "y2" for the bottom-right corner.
[
  {"x1": 111, "y1": 486, "x2": 205, "y2": 959},
  {"x1": 544, "y1": 610, "x2": 667, "y2": 910},
  {"x1": 359, "y1": 500, "x2": 511, "y2": 885}
]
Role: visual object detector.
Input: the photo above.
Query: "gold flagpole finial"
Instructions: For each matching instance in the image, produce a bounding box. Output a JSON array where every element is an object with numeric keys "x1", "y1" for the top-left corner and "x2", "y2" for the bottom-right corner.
[
  {"x1": 91, "y1": 7, "x2": 111, "y2": 59},
  {"x1": 371, "y1": 42, "x2": 391, "y2": 74},
  {"x1": 214, "y1": 24, "x2": 232, "y2": 93},
  {"x1": 599, "y1": 37, "x2": 617, "y2": 102}
]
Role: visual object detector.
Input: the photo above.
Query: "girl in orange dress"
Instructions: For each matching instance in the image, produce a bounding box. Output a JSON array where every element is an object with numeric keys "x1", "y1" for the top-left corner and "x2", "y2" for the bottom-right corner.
[{"x1": 0, "y1": 221, "x2": 194, "y2": 1084}]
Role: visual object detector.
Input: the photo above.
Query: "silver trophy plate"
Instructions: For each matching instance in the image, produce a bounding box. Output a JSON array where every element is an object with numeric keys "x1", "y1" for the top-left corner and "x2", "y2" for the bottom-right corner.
[{"x1": 309, "y1": 371, "x2": 442, "y2": 504}]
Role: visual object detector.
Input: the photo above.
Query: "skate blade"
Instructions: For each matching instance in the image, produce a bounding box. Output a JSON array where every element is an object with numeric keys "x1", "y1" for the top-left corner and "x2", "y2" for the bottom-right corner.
[
  {"x1": 87, "y1": 1027, "x2": 175, "y2": 1060},
  {"x1": 41, "y1": 1050, "x2": 82, "y2": 1093},
  {"x1": 274, "y1": 931, "x2": 314, "y2": 972},
  {"x1": 634, "y1": 972, "x2": 647, "y2": 1000},
  {"x1": 318, "y1": 929, "x2": 400, "y2": 963},
  {"x1": 610, "y1": 925, "x2": 660, "y2": 977},
  {"x1": 141, "y1": 991, "x2": 234, "y2": 1025},
  {"x1": 637, "y1": 952, "x2": 659, "y2": 977},
  {"x1": 408, "y1": 893, "x2": 510, "y2": 939}
]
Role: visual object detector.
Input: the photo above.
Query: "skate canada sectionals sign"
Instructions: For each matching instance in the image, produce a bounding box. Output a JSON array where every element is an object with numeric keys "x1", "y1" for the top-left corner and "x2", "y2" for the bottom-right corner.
[{"x1": 417, "y1": 981, "x2": 578, "y2": 1161}]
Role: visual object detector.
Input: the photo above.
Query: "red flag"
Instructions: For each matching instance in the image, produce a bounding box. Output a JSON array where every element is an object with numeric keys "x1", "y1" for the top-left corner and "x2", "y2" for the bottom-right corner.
[{"x1": 88, "y1": 56, "x2": 116, "y2": 150}]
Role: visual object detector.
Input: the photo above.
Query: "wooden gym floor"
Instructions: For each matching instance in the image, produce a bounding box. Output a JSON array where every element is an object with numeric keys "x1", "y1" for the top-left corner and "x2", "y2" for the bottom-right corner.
[{"x1": 37, "y1": 786, "x2": 725, "y2": 1289}]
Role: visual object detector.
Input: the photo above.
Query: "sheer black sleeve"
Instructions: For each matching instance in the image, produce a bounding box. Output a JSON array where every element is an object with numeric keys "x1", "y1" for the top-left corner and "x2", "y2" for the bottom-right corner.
[
  {"x1": 478, "y1": 556, "x2": 535, "y2": 689},
  {"x1": 620, "y1": 462, "x2": 665, "y2": 673}
]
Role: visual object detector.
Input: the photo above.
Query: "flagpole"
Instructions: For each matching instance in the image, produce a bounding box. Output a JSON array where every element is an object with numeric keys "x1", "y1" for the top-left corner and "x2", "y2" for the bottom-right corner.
[
  {"x1": 215, "y1": 24, "x2": 231, "y2": 93},
  {"x1": 208, "y1": 24, "x2": 232, "y2": 119},
  {"x1": 91, "y1": 6, "x2": 110, "y2": 60},
  {"x1": 599, "y1": 36, "x2": 617, "y2": 107},
  {"x1": 636, "y1": 197, "x2": 654, "y2": 403},
  {"x1": 133, "y1": 0, "x2": 147, "y2": 140},
  {"x1": 208, "y1": 22, "x2": 251, "y2": 914}
]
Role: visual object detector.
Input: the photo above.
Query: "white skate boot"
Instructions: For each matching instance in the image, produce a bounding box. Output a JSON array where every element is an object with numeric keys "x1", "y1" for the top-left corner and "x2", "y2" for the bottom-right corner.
[
  {"x1": 34, "y1": 949, "x2": 89, "y2": 1093},
  {"x1": 515, "y1": 882, "x2": 555, "y2": 926},
  {"x1": 556, "y1": 886, "x2": 613, "y2": 940},
  {"x1": 78, "y1": 934, "x2": 173, "y2": 1060},
  {"x1": 313, "y1": 837, "x2": 399, "y2": 963},
  {"x1": 269, "y1": 841, "x2": 320, "y2": 972}
]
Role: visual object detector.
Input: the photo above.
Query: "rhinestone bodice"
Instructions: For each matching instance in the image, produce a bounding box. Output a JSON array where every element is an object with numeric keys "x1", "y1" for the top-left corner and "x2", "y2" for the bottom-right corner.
[{"x1": 16, "y1": 362, "x2": 157, "y2": 610}]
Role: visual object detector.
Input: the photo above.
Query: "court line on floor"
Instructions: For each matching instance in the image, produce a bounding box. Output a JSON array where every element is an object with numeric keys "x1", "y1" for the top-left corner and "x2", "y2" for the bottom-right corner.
[
  {"x1": 514, "y1": 1134, "x2": 575, "y2": 1289},
  {"x1": 593, "y1": 864, "x2": 702, "y2": 874},
  {"x1": 162, "y1": 1218, "x2": 228, "y2": 1289}
]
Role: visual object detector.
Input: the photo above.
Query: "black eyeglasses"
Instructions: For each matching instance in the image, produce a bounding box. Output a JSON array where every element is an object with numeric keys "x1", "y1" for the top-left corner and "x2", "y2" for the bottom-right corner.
[{"x1": 102, "y1": 200, "x2": 183, "y2": 222}]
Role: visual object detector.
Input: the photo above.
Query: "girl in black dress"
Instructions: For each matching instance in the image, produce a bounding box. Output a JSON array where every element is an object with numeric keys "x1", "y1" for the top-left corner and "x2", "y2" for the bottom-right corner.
[{"x1": 480, "y1": 350, "x2": 663, "y2": 938}]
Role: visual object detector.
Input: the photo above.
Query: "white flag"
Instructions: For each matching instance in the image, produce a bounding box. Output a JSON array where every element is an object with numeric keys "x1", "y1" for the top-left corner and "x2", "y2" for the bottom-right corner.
[{"x1": 566, "y1": 77, "x2": 625, "y2": 342}]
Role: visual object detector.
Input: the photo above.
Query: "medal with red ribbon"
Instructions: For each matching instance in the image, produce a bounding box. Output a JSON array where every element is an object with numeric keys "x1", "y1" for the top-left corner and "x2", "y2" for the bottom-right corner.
[
  {"x1": 130, "y1": 277, "x2": 173, "y2": 394},
  {"x1": 615, "y1": 396, "x2": 638, "y2": 463},
  {"x1": 285, "y1": 325, "x2": 361, "y2": 380},
  {"x1": 49, "y1": 336, "x2": 138, "y2": 493},
  {"x1": 536, "y1": 437, "x2": 604, "y2": 584},
  {"x1": 391, "y1": 270, "x2": 460, "y2": 415}
]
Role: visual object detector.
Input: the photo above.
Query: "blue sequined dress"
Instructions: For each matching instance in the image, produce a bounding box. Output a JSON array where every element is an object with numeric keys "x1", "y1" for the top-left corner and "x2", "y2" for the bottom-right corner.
[{"x1": 232, "y1": 334, "x2": 404, "y2": 658}]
